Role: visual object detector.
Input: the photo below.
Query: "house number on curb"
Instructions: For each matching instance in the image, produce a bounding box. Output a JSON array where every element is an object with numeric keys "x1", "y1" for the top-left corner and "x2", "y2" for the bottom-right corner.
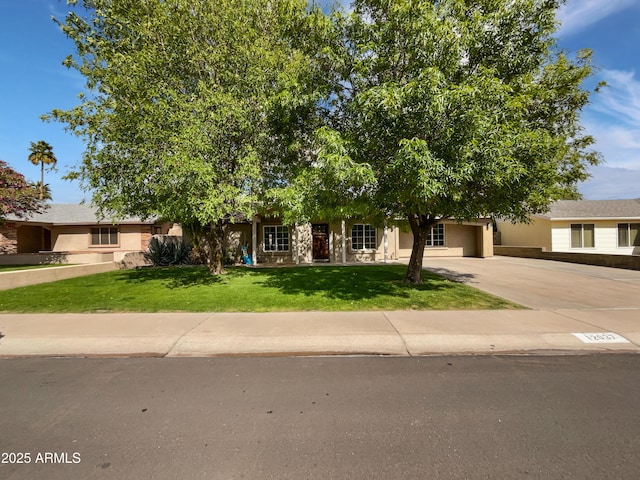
[{"x1": 572, "y1": 332, "x2": 630, "y2": 344}]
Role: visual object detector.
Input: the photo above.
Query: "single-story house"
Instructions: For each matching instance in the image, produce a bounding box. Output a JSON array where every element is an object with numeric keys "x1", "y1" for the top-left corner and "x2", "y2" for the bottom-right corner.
[
  {"x1": 1, "y1": 204, "x2": 493, "y2": 264},
  {"x1": 0, "y1": 204, "x2": 174, "y2": 263},
  {"x1": 225, "y1": 216, "x2": 493, "y2": 265},
  {"x1": 496, "y1": 199, "x2": 640, "y2": 256}
]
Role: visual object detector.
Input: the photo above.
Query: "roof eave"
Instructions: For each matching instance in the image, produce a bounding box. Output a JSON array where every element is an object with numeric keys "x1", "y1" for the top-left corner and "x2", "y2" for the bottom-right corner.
[{"x1": 549, "y1": 217, "x2": 640, "y2": 221}]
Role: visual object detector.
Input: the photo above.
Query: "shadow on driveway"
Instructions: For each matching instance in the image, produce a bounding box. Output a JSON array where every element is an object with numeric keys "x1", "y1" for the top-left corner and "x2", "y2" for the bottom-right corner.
[{"x1": 424, "y1": 267, "x2": 476, "y2": 284}]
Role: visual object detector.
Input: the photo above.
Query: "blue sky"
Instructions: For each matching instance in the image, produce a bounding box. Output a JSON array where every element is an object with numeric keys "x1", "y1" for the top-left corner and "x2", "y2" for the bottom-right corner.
[{"x1": 1, "y1": 0, "x2": 639, "y2": 203}]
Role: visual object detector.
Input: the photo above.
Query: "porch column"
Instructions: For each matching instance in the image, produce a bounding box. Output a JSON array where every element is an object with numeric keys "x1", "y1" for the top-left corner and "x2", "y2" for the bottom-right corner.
[
  {"x1": 341, "y1": 220, "x2": 346, "y2": 264},
  {"x1": 383, "y1": 224, "x2": 388, "y2": 263},
  {"x1": 251, "y1": 216, "x2": 258, "y2": 265},
  {"x1": 479, "y1": 222, "x2": 494, "y2": 258},
  {"x1": 294, "y1": 222, "x2": 300, "y2": 264}
]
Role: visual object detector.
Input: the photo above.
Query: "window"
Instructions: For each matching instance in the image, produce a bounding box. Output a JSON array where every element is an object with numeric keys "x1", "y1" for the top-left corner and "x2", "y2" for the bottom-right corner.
[
  {"x1": 570, "y1": 224, "x2": 594, "y2": 248},
  {"x1": 351, "y1": 224, "x2": 376, "y2": 250},
  {"x1": 264, "y1": 225, "x2": 289, "y2": 252},
  {"x1": 426, "y1": 224, "x2": 445, "y2": 247},
  {"x1": 618, "y1": 223, "x2": 640, "y2": 247},
  {"x1": 91, "y1": 227, "x2": 118, "y2": 246}
]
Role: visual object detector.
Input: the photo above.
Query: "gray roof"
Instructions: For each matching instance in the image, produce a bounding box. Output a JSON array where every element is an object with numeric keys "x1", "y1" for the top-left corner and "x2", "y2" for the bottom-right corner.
[
  {"x1": 539, "y1": 199, "x2": 640, "y2": 220},
  {"x1": 6, "y1": 204, "x2": 156, "y2": 225}
]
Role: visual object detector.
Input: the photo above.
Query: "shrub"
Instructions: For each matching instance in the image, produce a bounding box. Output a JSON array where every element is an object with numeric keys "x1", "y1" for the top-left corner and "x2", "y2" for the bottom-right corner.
[
  {"x1": 223, "y1": 247, "x2": 238, "y2": 266},
  {"x1": 144, "y1": 236, "x2": 192, "y2": 266}
]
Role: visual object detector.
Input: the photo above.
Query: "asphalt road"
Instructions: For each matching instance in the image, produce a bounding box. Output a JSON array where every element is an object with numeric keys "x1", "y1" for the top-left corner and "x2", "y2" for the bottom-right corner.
[{"x1": 1, "y1": 356, "x2": 639, "y2": 479}]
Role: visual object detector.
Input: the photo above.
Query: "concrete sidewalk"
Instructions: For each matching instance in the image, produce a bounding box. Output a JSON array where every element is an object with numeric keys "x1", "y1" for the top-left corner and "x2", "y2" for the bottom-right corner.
[{"x1": 1, "y1": 309, "x2": 639, "y2": 357}]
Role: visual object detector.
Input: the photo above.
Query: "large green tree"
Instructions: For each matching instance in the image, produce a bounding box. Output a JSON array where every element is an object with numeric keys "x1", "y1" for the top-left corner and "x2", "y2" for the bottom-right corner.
[
  {"x1": 48, "y1": 0, "x2": 329, "y2": 273},
  {"x1": 288, "y1": 0, "x2": 599, "y2": 284}
]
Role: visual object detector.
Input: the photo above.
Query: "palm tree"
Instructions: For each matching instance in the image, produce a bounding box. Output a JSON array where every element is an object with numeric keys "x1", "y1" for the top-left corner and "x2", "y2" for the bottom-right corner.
[
  {"x1": 28, "y1": 140, "x2": 57, "y2": 200},
  {"x1": 33, "y1": 181, "x2": 53, "y2": 200}
]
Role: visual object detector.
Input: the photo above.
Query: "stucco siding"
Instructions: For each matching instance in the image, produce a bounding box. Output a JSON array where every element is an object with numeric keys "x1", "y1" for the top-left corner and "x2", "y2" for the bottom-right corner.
[
  {"x1": 225, "y1": 224, "x2": 252, "y2": 262},
  {"x1": 52, "y1": 225, "x2": 89, "y2": 251},
  {"x1": 398, "y1": 228, "x2": 413, "y2": 254},
  {"x1": 256, "y1": 221, "x2": 294, "y2": 264},
  {"x1": 242, "y1": 217, "x2": 488, "y2": 264},
  {"x1": 329, "y1": 221, "x2": 343, "y2": 263},
  {"x1": 120, "y1": 225, "x2": 146, "y2": 250},
  {"x1": 447, "y1": 224, "x2": 477, "y2": 257},
  {"x1": 16, "y1": 226, "x2": 43, "y2": 253},
  {"x1": 479, "y1": 224, "x2": 494, "y2": 257},
  {"x1": 51, "y1": 224, "x2": 145, "y2": 252},
  {"x1": 497, "y1": 218, "x2": 552, "y2": 250},
  {"x1": 299, "y1": 222, "x2": 397, "y2": 263},
  {"x1": 397, "y1": 223, "x2": 480, "y2": 258},
  {"x1": 342, "y1": 222, "x2": 395, "y2": 262},
  {"x1": 384, "y1": 225, "x2": 398, "y2": 260}
]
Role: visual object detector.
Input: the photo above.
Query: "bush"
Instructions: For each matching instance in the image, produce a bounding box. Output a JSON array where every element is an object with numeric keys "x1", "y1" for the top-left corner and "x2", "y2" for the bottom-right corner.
[{"x1": 144, "y1": 236, "x2": 192, "y2": 266}]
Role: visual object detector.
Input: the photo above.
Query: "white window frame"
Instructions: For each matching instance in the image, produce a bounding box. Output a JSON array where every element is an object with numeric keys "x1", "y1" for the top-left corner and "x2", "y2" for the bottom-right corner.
[
  {"x1": 351, "y1": 224, "x2": 376, "y2": 251},
  {"x1": 570, "y1": 223, "x2": 595, "y2": 248},
  {"x1": 90, "y1": 226, "x2": 119, "y2": 246},
  {"x1": 426, "y1": 224, "x2": 445, "y2": 247},
  {"x1": 263, "y1": 225, "x2": 289, "y2": 252},
  {"x1": 617, "y1": 223, "x2": 640, "y2": 247}
]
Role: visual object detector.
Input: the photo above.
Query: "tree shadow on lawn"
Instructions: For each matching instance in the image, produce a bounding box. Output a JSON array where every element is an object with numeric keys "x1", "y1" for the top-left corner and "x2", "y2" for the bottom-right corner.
[
  {"x1": 256, "y1": 265, "x2": 453, "y2": 301},
  {"x1": 117, "y1": 265, "x2": 459, "y2": 301},
  {"x1": 121, "y1": 266, "x2": 226, "y2": 289}
]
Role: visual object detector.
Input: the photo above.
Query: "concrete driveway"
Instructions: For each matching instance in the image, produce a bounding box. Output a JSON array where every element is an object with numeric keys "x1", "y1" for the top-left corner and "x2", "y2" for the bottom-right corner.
[{"x1": 423, "y1": 256, "x2": 640, "y2": 309}]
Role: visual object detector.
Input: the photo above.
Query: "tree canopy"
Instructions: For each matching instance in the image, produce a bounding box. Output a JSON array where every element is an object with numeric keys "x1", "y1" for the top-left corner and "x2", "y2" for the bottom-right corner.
[
  {"x1": 280, "y1": 0, "x2": 600, "y2": 283},
  {"x1": 49, "y1": 0, "x2": 330, "y2": 272},
  {"x1": 0, "y1": 160, "x2": 44, "y2": 221}
]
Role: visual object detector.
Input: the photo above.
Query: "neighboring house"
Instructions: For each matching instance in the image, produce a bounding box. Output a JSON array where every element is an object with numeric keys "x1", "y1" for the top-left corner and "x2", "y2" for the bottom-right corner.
[
  {"x1": 497, "y1": 199, "x2": 640, "y2": 256},
  {"x1": 225, "y1": 216, "x2": 493, "y2": 265},
  {"x1": 0, "y1": 204, "x2": 173, "y2": 261}
]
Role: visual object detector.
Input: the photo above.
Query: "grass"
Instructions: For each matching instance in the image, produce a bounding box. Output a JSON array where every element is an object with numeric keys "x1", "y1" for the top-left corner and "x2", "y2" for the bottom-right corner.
[
  {"x1": 0, "y1": 264, "x2": 72, "y2": 272},
  {"x1": 0, "y1": 264, "x2": 522, "y2": 313}
]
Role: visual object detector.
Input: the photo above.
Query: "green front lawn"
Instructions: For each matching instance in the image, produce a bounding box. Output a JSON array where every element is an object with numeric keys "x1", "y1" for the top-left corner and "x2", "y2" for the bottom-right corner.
[{"x1": 0, "y1": 264, "x2": 522, "y2": 313}]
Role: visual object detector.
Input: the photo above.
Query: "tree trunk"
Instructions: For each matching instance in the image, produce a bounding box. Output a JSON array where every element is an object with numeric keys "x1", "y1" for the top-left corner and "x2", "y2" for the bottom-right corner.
[
  {"x1": 40, "y1": 162, "x2": 44, "y2": 200},
  {"x1": 404, "y1": 215, "x2": 433, "y2": 285},
  {"x1": 205, "y1": 220, "x2": 227, "y2": 275}
]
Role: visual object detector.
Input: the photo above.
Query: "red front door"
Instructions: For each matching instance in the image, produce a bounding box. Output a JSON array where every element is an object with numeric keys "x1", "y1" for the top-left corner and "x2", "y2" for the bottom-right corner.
[{"x1": 312, "y1": 224, "x2": 329, "y2": 261}]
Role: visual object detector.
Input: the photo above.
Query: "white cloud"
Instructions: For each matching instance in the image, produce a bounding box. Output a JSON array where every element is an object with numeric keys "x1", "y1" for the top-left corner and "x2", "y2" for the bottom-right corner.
[
  {"x1": 582, "y1": 120, "x2": 640, "y2": 171},
  {"x1": 557, "y1": 0, "x2": 636, "y2": 36},
  {"x1": 579, "y1": 166, "x2": 640, "y2": 199},
  {"x1": 47, "y1": 2, "x2": 68, "y2": 21},
  {"x1": 582, "y1": 69, "x2": 640, "y2": 171},
  {"x1": 591, "y1": 70, "x2": 640, "y2": 128}
]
